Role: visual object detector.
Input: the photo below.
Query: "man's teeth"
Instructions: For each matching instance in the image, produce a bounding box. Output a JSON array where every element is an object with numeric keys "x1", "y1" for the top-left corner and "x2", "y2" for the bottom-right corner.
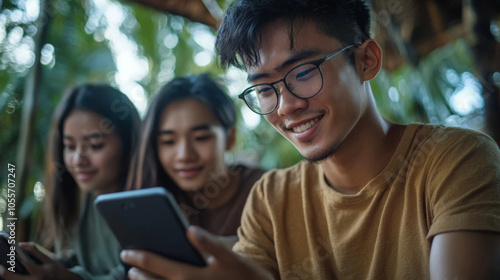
[{"x1": 293, "y1": 117, "x2": 320, "y2": 133}]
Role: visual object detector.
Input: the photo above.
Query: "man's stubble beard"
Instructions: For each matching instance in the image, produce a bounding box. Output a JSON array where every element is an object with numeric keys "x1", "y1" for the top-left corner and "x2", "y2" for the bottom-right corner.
[{"x1": 301, "y1": 141, "x2": 344, "y2": 163}]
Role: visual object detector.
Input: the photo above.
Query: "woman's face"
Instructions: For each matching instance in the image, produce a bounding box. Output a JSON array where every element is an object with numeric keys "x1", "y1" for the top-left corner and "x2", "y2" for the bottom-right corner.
[
  {"x1": 156, "y1": 99, "x2": 233, "y2": 192},
  {"x1": 63, "y1": 109, "x2": 123, "y2": 195}
]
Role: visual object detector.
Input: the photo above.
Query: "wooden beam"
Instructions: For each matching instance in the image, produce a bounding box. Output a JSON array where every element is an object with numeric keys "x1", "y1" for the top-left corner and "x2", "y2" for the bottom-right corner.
[{"x1": 123, "y1": 0, "x2": 219, "y2": 27}]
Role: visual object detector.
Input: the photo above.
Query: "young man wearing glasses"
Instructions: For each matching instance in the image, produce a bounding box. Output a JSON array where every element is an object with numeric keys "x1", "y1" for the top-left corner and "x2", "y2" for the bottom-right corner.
[{"x1": 121, "y1": 0, "x2": 500, "y2": 279}]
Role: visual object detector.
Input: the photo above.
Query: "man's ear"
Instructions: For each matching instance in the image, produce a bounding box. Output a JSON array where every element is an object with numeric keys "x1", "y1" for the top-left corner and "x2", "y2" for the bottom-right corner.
[
  {"x1": 225, "y1": 127, "x2": 236, "y2": 151},
  {"x1": 356, "y1": 39, "x2": 382, "y2": 81}
]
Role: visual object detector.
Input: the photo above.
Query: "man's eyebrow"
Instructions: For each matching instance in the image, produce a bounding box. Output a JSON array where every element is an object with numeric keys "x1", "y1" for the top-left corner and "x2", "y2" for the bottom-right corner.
[
  {"x1": 247, "y1": 73, "x2": 270, "y2": 84},
  {"x1": 247, "y1": 49, "x2": 321, "y2": 83},
  {"x1": 275, "y1": 49, "x2": 320, "y2": 72}
]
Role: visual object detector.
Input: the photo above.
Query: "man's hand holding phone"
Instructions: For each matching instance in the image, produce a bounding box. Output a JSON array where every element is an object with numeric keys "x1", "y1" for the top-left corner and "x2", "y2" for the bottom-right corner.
[{"x1": 120, "y1": 226, "x2": 274, "y2": 280}]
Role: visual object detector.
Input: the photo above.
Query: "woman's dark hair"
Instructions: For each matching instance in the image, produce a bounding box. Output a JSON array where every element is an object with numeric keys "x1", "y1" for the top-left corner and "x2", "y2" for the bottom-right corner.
[
  {"x1": 42, "y1": 84, "x2": 141, "y2": 248},
  {"x1": 129, "y1": 74, "x2": 235, "y2": 198},
  {"x1": 216, "y1": 0, "x2": 371, "y2": 69}
]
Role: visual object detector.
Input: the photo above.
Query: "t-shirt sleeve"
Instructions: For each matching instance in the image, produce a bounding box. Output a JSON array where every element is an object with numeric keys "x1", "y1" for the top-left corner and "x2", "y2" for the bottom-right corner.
[
  {"x1": 427, "y1": 130, "x2": 500, "y2": 239},
  {"x1": 233, "y1": 174, "x2": 279, "y2": 278}
]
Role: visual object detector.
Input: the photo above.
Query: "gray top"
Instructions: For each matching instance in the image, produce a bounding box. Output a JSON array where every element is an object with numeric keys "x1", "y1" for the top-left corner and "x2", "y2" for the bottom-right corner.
[{"x1": 57, "y1": 194, "x2": 125, "y2": 280}]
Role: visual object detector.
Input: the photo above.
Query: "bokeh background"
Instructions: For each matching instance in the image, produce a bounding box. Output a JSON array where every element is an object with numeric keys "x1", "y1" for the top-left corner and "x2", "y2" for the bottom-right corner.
[{"x1": 1, "y1": 0, "x2": 499, "y2": 240}]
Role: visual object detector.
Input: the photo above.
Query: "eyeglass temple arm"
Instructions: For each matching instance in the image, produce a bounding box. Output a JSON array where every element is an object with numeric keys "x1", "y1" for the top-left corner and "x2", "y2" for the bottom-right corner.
[{"x1": 323, "y1": 42, "x2": 363, "y2": 61}]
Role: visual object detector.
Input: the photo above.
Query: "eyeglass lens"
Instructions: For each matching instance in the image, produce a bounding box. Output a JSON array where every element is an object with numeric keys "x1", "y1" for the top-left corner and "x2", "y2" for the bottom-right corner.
[{"x1": 243, "y1": 63, "x2": 323, "y2": 114}]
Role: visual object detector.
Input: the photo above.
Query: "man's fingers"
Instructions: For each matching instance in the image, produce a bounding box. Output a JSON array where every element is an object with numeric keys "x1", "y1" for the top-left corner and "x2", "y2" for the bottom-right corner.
[
  {"x1": 121, "y1": 249, "x2": 204, "y2": 279},
  {"x1": 186, "y1": 226, "x2": 234, "y2": 264},
  {"x1": 121, "y1": 228, "x2": 240, "y2": 279}
]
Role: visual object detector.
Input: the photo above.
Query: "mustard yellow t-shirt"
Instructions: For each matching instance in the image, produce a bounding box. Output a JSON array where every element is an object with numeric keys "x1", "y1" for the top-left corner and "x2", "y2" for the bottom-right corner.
[{"x1": 234, "y1": 124, "x2": 500, "y2": 279}]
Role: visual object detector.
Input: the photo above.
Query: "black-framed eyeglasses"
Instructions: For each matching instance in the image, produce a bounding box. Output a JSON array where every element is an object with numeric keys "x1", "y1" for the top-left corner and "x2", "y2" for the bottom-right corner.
[{"x1": 238, "y1": 42, "x2": 362, "y2": 115}]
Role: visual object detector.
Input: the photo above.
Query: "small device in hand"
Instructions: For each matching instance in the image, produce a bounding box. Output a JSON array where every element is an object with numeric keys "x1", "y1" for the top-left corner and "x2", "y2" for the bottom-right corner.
[{"x1": 94, "y1": 187, "x2": 206, "y2": 267}]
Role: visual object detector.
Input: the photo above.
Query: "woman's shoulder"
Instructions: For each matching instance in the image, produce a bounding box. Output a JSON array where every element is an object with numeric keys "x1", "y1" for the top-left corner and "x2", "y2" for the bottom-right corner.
[{"x1": 229, "y1": 164, "x2": 266, "y2": 181}]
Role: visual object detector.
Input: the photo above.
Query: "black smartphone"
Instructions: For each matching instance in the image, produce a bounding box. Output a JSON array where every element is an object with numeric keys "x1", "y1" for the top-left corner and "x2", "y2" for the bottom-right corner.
[
  {"x1": 94, "y1": 187, "x2": 206, "y2": 267},
  {"x1": 0, "y1": 231, "x2": 29, "y2": 276}
]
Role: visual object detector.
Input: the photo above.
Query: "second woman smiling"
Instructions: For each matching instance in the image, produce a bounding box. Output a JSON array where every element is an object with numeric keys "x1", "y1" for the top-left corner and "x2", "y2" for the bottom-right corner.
[{"x1": 131, "y1": 74, "x2": 265, "y2": 247}]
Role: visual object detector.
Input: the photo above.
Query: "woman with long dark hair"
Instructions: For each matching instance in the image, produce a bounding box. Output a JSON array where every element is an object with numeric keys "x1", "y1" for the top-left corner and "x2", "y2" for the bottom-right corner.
[
  {"x1": 1, "y1": 84, "x2": 140, "y2": 280},
  {"x1": 130, "y1": 74, "x2": 264, "y2": 247}
]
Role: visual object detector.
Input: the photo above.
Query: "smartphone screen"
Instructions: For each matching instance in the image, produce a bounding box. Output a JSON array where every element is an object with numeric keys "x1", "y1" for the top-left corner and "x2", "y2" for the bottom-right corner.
[{"x1": 94, "y1": 187, "x2": 207, "y2": 267}]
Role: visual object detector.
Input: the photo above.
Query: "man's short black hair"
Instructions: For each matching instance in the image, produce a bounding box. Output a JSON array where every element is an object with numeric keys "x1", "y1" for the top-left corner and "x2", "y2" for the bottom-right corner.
[{"x1": 216, "y1": 0, "x2": 372, "y2": 70}]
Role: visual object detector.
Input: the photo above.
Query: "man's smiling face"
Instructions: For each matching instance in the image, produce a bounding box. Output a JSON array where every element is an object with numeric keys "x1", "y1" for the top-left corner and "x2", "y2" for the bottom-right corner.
[{"x1": 246, "y1": 19, "x2": 369, "y2": 162}]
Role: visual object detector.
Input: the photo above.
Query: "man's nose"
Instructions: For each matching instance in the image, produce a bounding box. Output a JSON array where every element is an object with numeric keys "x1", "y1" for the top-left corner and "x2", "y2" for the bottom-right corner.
[{"x1": 276, "y1": 83, "x2": 307, "y2": 116}]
